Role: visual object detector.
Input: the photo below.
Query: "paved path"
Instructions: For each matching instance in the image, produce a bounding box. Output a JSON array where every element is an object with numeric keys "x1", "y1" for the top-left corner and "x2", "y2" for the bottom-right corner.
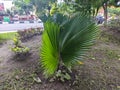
[{"x1": 0, "y1": 23, "x2": 43, "y2": 33}]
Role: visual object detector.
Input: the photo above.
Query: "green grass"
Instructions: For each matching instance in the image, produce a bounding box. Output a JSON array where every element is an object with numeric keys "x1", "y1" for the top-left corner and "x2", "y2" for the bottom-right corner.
[{"x1": 0, "y1": 32, "x2": 17, "y2": 43}]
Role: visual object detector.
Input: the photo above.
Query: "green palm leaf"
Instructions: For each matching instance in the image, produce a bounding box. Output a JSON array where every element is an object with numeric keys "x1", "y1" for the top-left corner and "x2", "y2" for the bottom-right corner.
[
  {"x1": 40, "y1": 13, "x2": 99, "y2": 77},
  {"x1": 40, "y1": 21, "x2": 60, "y2": 77},
  {"x1": 60, "y1": 14, "x2": 99, "y2": 66}
]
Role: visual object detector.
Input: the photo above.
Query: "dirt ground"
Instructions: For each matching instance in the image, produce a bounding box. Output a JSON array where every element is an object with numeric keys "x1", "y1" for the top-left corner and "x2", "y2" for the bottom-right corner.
[{"x1": 0, "y1": 26, "x2": 120, "y2": 90}]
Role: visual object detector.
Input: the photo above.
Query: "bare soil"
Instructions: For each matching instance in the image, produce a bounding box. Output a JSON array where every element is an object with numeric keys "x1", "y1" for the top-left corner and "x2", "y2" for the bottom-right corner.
[{"x1": 0, "y1": 26, "x2": 120, "y2": 90}]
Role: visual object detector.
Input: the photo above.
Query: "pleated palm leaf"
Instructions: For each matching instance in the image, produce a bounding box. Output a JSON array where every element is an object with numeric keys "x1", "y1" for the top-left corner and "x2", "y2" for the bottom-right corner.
[{"x1": 40, "y1": 13, "x2": 99, "y2": 77}]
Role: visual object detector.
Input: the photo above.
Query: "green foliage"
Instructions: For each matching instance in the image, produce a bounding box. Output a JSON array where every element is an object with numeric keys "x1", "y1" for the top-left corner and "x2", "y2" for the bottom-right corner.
[
  {"x1": 40, "y1": 13, "x2": 99, "y2": 77},
  {"x1": 0, "y1": 32, "x2": 16, "y2": 43},
  {"x1": 13, "y1": 36, "x2": 21, "y2": 46},
  {"x1": 12, "y1": 46, "x2": 30, "y2": 54},
  {"x1": 73, "y1": 0, "x2": 98, "y2": 15},
  {"x1": 28, "y1": 0, "x2": 56, "y2": 18},
  {"x1": 11, "y1": 35, "x2": 30, "y2": 56},
  {"x1": 40, "y1": 22, "x2": 60, "y2": 77},
  {"x1": 13, "y1": 0, "x2": 33, "y2": 15},
  {"x1": 55, "y1": 70, "x2": 71, "y2": 82},
  {"x1": 48, "y1": 13, "x2": 68, "y2": 25},
  {"x1": 50, "y1": 2, "x2": 75, "y2": 17},
  {"x1": 108, "y1": 19, "x2": 120, "y2": 29},
  {"x1": 108, "y1": 8, "x2": 120, "y2": 15},
  {"x1": 59, "y1": 14, "x2": 99, "y2": 66},
  {"x1": 58, "y1": 3, "x2": 75, "y2": 16},
  {"x1": 65, "y1": 0, "x2": 120, "y2": 16},
  {"x1": 50, "y1": 3, "x2": 58, "y2": 15},
  {"x1": 108, "y1": 7, "x2": 120, "y2": 30}
]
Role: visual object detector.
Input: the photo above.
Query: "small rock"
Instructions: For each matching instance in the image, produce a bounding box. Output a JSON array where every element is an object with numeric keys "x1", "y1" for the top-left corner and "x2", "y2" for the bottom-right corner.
[
  {"x1": 92, "y1": 57, "x2": 95, "y2": 60},
  {"x1": 44, "y1": 84, "x2": 47, "y2": 88},
  {"x1": 33, "y1": 77, "x2": 42, "y2": 83},
  {"x1": 20, "y1": 69, "x2": 24, "y2": 72},
  {"x1": 49, "y1": 78, "x2": 55, "y2": 82},
  {"x1": 15, "y1": 75, "x2": 19, "y2": 80},
  {"x1": 117, "y1": 86, "x2": 120, "y2": 89}
]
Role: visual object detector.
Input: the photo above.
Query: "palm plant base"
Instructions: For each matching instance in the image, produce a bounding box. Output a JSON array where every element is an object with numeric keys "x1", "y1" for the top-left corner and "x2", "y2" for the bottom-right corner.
[{"x1": 49, "y1": 66, "x2": 77, "y2": 84}]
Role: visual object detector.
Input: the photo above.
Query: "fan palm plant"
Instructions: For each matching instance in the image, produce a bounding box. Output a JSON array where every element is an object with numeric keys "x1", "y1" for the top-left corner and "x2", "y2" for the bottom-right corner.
[{"x1": 40, "y1": 13, "x2": 99, "y2": 77}]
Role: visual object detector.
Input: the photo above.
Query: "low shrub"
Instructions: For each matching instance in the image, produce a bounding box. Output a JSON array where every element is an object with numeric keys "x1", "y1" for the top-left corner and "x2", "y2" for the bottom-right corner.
[
  {"x1": 108, "y1": 18, "x2": 120, "y2": 31},
  {"x1": 108, "y1": 8, "x2": 120, "y2": 16},
  {"x1": 17, "y1": 27, "x2": 43, "y2": 41},
  {"x1": 11, "y1": 35, "x2": 30, "y2": 58},
  {"x1": 108, "y1": 7, "x2": 120, "y2": 31}
]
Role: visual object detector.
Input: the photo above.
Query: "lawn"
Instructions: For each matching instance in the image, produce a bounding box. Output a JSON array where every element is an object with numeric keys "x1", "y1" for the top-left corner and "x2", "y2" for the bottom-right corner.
[{"x1": 0, "y1": 32, "x2": 17, "y2": 43}]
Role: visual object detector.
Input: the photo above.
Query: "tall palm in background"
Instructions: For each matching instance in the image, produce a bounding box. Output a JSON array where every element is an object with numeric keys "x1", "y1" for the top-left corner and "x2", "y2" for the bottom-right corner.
[{"x1": 40, "y1": 13, "x2": 99, "y2": 77}]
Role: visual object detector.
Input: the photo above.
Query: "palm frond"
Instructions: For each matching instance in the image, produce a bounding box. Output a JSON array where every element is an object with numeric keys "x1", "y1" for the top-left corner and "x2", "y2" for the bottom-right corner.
[
  {"x1": 40, "y1": 21, "x2": 60, "y2": 77},
  {"x1": 60, "y1": 14, "x2": 99, "y2": 66}
]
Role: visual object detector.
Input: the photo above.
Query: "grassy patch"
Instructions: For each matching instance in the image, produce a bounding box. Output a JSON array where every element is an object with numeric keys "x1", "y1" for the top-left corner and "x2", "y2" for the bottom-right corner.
[
  {"x1": 104, "y1": 49, "x2": 119, "y2": 59},
  {"x1": 0, "y1": 32, "x2": 16, "y2": 43}
]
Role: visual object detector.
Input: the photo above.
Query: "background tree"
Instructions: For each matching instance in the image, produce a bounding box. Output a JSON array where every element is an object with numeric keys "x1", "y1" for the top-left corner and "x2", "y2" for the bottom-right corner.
[
  {"x1": 102, "y1": 0, "x2": 120, "y2": 24},
  {"x1": 13, "y1": 0, "x2": 33, "y2": 15},
  {"x1": 64, "y1": 0, "x2": 120, "y2": 24},
  {"x1": 28, "y1": 0, "x2": 56, "y2": 21}
]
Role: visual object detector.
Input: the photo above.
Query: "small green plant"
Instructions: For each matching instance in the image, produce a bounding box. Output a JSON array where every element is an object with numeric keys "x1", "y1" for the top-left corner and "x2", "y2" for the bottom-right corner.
[
  {"x1": 105, "y1": 49, "x2": 119, "y2": 59},
  {"x1": 108, "y1": 19, "x2": 120, "y2": 30},
  {"x1": 55, "y1": 70, "x2": 71, "y2": 82},
  {"x1": 12, "y1": 46, "x2": 30, "y2": 55},
  {"x1": 11, "y1": 35, "x2": 30, "y2": 57},
  {"x1": 49, "y1": 70, "x2": 71, "y2": 83},
  {"x1": 13, "y1": 35, "x2": 21, "y2": 46},
  {"x1": 108, "y1": 8, "x2": 120, "y2": 16}
]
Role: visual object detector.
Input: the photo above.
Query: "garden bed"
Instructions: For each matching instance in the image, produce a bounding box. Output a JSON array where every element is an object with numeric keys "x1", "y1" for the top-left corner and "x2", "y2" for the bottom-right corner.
[{"x1": 0, "y1": 26, "x2": 120, "y2": 90}]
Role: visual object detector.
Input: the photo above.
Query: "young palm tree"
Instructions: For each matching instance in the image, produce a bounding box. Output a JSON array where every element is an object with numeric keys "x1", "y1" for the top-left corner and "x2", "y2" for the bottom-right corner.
[{"x1": 40, "y1": 13, "x2": 99, "y2": 77}]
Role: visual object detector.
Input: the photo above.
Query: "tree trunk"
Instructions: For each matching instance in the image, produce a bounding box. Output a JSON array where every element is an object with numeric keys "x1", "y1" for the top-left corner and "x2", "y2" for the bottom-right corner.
[
  {"x1": 103, "y1": 2, "x2": 108, "y2": 26},
  {"x1": 33, "y1": 5, "x2": 37, "y2": 15}
]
